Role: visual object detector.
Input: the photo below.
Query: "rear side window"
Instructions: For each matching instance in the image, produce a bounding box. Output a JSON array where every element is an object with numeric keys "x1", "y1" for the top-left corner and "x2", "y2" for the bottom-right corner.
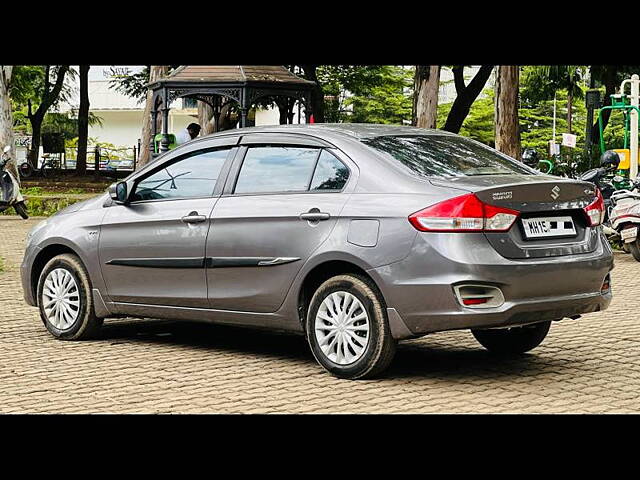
[
  {"x1": 363, "y1": 135, "x2": 536, "y2": 177},
  {"x1": 133, "y1": 148, "x2": 229, "y2": 201},
  {"x1": 310, "y1": 150, "x2": 350, "y2": 191},
  {"x1": 234, "y1": 146, "x2": 350, "y2": 194}
]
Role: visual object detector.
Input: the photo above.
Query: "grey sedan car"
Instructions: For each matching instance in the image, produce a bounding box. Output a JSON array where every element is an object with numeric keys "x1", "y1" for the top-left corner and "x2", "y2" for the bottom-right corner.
[{"x1": 21, "y1": 124, "x2": 613, "y2": 379}]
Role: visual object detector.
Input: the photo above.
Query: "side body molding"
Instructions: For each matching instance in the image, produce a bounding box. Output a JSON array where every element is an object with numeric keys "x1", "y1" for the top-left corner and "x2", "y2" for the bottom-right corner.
[{"x1": 105, "y1": 257, "x2": 300, "y2": 268}]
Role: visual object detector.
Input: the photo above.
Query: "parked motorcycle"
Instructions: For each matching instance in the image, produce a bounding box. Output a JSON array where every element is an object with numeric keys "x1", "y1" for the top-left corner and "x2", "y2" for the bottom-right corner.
[
  {"x1": 610, "y1": 178, "x2": 640, "y2": 261},
  {"x1": 0, "y1": 145, "x2": 29, "y2": 219},
  {"x1": 578, "y1": 150, "x2": 621, "y2": 226}
]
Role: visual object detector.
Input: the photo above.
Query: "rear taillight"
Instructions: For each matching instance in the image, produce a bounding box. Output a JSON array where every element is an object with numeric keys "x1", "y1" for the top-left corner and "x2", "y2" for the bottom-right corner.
[
  {"x1": 408, "y1": 193, "x2": 519, "y2": 232},
  {"x1": 584, "y1": 188, "x2": 604, "y2": 226}
]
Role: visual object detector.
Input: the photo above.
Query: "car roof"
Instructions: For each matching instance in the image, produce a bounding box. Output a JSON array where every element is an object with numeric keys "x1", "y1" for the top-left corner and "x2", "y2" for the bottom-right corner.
[{"x1": 198, "y1": 123, "x2": 457, "y2": 143}]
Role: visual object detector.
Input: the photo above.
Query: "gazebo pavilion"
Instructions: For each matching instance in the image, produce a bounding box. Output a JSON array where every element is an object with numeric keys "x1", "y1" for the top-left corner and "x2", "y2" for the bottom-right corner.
[{"x1": 147, "y1": 65, "x2": 316, "y2": 156}]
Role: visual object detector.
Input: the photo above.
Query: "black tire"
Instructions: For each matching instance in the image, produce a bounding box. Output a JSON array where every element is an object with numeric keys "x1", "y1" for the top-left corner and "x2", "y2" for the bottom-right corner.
[
  {"x1": 18, "y1": 162, "x2": 33, "y2": 178},
  {"x1": 40, "y1": 162, "x2": 52, "y2": 178},
  {"x1": 37, "y1": 253, "x2": 103, "y2": 340},
  {"x1": 629, "y1": 239, "x2": 640, "y2": 262},
  {"x1": 305, "y1": 274, "x2": 396, "y2": 380},
  {"x1": 472, "y1": 321, "x2": 551, "y2": 355},
  {"x1": 14, "y1": 201, "x2": 28, "y2": 219}
]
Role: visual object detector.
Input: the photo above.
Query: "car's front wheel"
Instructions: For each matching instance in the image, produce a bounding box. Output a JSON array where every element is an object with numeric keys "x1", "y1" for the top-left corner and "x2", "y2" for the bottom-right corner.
[
  {"x1": 471, "y1": 321, "x2": 551, "y2": 354},
  {"x1": 305, "y1": 274, "x2": 396, "y2": 380},
  {"x1": 37, "y1": 253, "x2": 103, "y2": 340}
]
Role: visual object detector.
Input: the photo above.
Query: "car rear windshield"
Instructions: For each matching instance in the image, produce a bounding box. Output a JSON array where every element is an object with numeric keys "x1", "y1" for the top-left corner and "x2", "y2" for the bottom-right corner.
[{"x1": 362, "y1": 135, "x2": 536, "y2": 177}]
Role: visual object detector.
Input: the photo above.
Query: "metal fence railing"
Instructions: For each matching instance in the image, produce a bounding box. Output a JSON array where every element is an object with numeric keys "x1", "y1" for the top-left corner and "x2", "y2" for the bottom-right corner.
[{"x1": 64, "y1": 146, "x2": 137, "y2": 172}]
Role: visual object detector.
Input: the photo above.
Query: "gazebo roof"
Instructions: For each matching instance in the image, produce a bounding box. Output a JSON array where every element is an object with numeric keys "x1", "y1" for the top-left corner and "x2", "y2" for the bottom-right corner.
[{"x1": 153, "y1": 65, "x2": 315, "y2": 86}]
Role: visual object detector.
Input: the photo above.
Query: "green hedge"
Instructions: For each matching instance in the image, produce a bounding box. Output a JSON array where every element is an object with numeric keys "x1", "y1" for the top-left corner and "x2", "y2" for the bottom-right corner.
[{"x1": 1, "y1": 196, "x2": 85, "y2": 217}]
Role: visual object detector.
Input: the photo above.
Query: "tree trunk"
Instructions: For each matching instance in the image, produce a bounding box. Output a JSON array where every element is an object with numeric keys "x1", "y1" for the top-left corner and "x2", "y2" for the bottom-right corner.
[
  {"x1": 216, "y1": 101, "x2": 236, "y2": 131},
  {"x1": 413, "y1": 65, "x2": 440, "y2": 129},
  {"x1": 28, "y1": 115, "x2": 43, "y2": 168},
  {"x1": 495, "y1": 65, "x2": 521, "y2": 160},
  {"x1": 276, "y1": 97, "x2": 296, "y2": 125},
  {"x1": 76, "y1": 65, "x2": 90, "y2": 175},
  {"x1": 0, "y1": 66, "x2": 18, "y2": 182},
  {"x1": 198, "y1": 101, "x2": 215, "y2": 135},
  {"x1": 27, "y1": 65, "x2": 69, "y2": 168},
  {"x1": 300, "y1": 65, "x2": 324, "y2": 123},
  {"x1": 591, "y1": 67, "x2": 619, "y2": 147},
  {"x1": 442, "y1": 65, "x2": 494, "y2": 133},
  {"x1": 138, "y1": 66, "x2": 168, "y2": 169}
]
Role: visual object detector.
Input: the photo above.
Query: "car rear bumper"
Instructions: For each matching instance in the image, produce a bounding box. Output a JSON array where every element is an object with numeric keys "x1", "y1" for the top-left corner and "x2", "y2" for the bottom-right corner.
[{"x1": 369, "y1": 230, "x2": 614, "y2": 337}]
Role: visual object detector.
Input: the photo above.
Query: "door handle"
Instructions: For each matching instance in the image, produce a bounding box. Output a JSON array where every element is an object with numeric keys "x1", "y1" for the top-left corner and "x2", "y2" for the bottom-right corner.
[
  {"x1": 300, "y1": 210, "x2": 331, "y2": 221},
  {"x1": 181, "y1": 211, "x2": 207, "y2": 224}
]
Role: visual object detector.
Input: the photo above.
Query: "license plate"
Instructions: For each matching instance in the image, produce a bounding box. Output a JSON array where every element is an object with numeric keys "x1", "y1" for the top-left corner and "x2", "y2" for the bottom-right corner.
[
  {"x1": 521, "y1": 216, "x2": 576, "y2": 239},
  {"x1": 621, "y1": 226, "x2": 638, "y2": 243}
]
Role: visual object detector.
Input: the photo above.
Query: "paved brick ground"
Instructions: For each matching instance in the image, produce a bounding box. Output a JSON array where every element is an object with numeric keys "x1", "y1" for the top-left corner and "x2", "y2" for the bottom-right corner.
[{"x1": 1, "y1": 216, "x2": 639, "y2": 413}]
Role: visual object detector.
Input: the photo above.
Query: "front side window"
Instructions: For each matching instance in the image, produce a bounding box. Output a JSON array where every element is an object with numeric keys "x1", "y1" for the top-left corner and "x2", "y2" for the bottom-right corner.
[
  {"x1": 363, "y1": 135, "x2": 537, "y2": 177},
  {"x1": 234, "y1": 146, "x2": 320, "y2": 194},
  {"x1": 132, "y1": 148, "x2": 230, "y2": 201}
]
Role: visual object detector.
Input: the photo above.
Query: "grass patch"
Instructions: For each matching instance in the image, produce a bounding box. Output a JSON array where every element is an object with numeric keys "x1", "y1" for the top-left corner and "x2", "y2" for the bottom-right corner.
[
  {"x1": 1, "y1": 188, "x2": 96, "y2": 217},
  {"x1": 21, "y1": 186, "x2": 90, "y2": 196},
  {"x1": 22, "y1": 197, "x2": 84, "y2": 217},
  {"x1": 0, "y1": 257, "x2": 4, "y2": 273}
]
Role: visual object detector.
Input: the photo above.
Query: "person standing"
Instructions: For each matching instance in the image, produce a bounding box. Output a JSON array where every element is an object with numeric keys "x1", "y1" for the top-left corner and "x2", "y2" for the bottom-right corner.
[{"x1": 176, "y1": 123, "x2": 201, "y2": 145}]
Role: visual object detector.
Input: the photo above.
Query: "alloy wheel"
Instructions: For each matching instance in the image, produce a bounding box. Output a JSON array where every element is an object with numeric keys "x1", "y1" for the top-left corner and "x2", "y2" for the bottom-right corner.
[
  {"x1": 42, "y1": 268, "x2": 80, "y2": 331},
  {"x1": 314, "y1": 291, "x2": 370, "y2": 365}
]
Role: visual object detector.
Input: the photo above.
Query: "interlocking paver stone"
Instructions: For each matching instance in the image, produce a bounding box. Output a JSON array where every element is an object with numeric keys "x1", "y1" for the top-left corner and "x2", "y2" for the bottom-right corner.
[{"x1": 1, "y1": 216, "x2": 639, "y2": 413}]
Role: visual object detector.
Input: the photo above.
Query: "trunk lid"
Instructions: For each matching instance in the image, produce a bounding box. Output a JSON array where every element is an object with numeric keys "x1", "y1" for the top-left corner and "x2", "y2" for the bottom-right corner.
[{"x1": 429, "y1": 175, "x2": 600, "y2": 259}]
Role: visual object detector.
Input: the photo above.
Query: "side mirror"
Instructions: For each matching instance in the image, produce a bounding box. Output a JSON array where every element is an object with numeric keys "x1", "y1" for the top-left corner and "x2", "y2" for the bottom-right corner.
[{"x1": 108, "y1": 181, "x2": 129, "y2": 204}]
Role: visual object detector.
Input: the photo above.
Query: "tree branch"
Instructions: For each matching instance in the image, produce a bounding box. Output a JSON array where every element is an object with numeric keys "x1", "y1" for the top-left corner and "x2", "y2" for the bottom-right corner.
[
  {"x1": 442, "y1": 65, "x2": 494, "y2": 133},
  {"x1": 452, "y1": 66, "x2": 465, "y2": 94},
  {"x1": 34, "y1": 65, "x2": 69, "y2": 120}
]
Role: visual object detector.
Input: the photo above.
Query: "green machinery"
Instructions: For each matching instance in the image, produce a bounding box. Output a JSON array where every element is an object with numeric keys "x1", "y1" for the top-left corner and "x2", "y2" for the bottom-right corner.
[{"x1": 596, "y1": 93, "x2": 639, "y2": 190}]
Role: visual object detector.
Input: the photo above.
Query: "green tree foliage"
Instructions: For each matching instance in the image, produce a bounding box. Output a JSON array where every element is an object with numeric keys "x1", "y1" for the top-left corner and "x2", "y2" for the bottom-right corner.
[
  {"x1": 10, "y1": 66, "x2": 76, "y2": 112},
  {"x1": 316, "y1": 65, "x2": 413, "y2": 124},
  {"x1": 342, "y1": 66, "x2": 413, "y2": 124}
]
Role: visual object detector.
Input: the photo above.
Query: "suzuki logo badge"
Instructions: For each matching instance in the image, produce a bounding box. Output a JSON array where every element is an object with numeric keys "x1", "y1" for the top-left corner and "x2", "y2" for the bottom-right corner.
[{"x1": 550, "y1": 185, "x2": 560, "y2": 200}]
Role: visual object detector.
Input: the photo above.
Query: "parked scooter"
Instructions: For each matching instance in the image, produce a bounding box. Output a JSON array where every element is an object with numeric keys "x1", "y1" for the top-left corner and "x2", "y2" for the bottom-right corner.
[
  {"x1": 0, "y1": 145, "x2": 29, "y2": 219},
  {"x1": 610, "y1": 178, "x2": 640, "y2": 261},
  {"x1": 578, "y1": 150, "x2": 621, "y2": 226}
]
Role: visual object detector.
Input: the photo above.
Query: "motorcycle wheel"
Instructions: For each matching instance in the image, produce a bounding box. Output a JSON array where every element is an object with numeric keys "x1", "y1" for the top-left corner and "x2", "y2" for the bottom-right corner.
[
  {"x1": 629, "y1": 239, "x2": 640, "y2": 262},
  {"x1": 19, "y1": 162, "x2": 34, "y2": 178},
  {"x1": 40, "y1": 162, "x2": 51, "y2": 178},
  {"x1": 14, "y1": 201, "x2": 28, "y2": 219}
]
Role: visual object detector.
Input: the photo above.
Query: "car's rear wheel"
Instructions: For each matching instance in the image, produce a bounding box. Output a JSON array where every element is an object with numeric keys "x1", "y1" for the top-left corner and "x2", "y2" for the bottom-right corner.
[
  {"x1": 37, "y1": 253, "x2": 103, "y2": 340},
  {"x1": 471, "y1": 321, "x2": 551, "y2": 354},
  {"x1": 305, "y1": 274, "x2": 396, "y2": 380}
]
